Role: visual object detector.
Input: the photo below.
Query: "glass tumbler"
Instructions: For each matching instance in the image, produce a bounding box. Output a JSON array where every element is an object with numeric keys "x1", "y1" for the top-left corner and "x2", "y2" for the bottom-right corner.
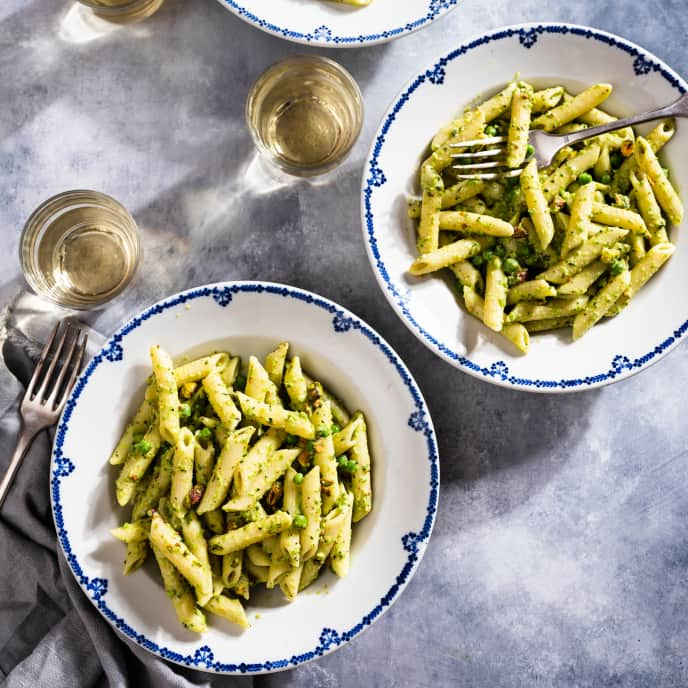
[
  {"x1": 77, "y1": 0, "x2": 164, "y2": 22},
  {"x1": 20, "y1": 190, "x2": 141, "y2": 310},
  {"x1": 246, "y1": 56, "x2": 364, "y2": 177}
]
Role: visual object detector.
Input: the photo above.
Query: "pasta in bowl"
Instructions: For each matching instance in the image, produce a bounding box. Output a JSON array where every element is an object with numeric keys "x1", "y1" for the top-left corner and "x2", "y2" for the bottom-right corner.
[
  {"x1": 407, "y1": 80, "x2": 681, "y2": 351},
  {"x1": 51, "y1": 282, "x2": 438, "y2": 672},
  {"x1": 362, "y1": 23, "x2": 688, "y2": 391},
  {"x1": 110, "y1": 341, "x2": 373, "y2": 633}
]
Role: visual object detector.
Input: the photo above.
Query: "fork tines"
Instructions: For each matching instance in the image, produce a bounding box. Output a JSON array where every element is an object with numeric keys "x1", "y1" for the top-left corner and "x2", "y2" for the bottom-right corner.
[
  {"x1": 449, "y1": 135, "x2": 525, "y2": 179},
  {"x1": 26, "y1": 320, "x2": 88, "y2": 411},
  {"x1": 449, "y1": 135, "x2": 507, "y2": 148}
]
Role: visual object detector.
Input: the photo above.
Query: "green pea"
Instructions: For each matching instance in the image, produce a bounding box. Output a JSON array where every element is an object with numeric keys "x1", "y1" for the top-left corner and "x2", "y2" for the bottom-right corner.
[
  {"x1": 346, "y1": 460, "x2": 359, "y2": 472},
  {"x1": 577, "y1": 172, "x2": 593, "y2": 185},
  {"x1": 198, "y1": 427, "x2": 213, "y2": 441},
  {"x1": 516, "y1": 243, "x2": 532, "y2": 259},
  {"x1": 526, "y1": 144, "x2": 535, "y2": 157},
  {"x1": 284, "y1": 434, "x2": 298, "y2": 447},
  {"x1": 493, "y1": 244, "x2": 506, "y2": 258},
  {"x1": 337, "y1": 455, "x2": 348, "y2": 468},
  {"x1": 136, "y1": 439, "x2": 152, "y2": 454},
  {"x1": 600, "y1": 174, "x2": 612, "y2": 185},
  {"x1": 506, "y1": 186, "x2": 520, "y2": 202},
  {"x1": 470, "y1": 254, "x2": 484, "y2": 268},
  {"x1": 502, "y1": 257, "x2": 520, "y2": 274},
  {"x1": 179, "y1": 403, "x2": 191, "y2": 418},
  {"x1": 292, "y1": 515, "x2": 307, "y2": 529},
  {"x1": 293, "y1": 473, "x2": 304, "y2": 485},
  {"x1": 330, "y1": 423, "x2": 341, "y2": 435},
  {"x1": 610, "y1": 151, "x2": 623, "y2": 168},
  {"x1": 609, "y1": 259, "x2": 626, "y2": 276},
  {"x1": 485, "y1": 125, "x2": 498, "y2": 137},
  {"x1": 482, "y1": 250, "x2": 494, "y2": 262}
]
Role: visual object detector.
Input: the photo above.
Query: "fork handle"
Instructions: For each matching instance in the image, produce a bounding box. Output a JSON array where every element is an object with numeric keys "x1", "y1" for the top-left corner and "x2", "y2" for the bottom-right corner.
[
  {"x1": 0, "y1": 422, "x2": 39, "y2": 512},
  {"x1": 560, "y1": 92, "x2": 688, "y2": 148}
]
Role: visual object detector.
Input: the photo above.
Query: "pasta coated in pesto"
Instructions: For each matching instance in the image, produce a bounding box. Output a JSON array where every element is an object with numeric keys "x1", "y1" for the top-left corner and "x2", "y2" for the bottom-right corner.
[
  {"x1": 109, "y1": 341, "x2": 373, "y2": 632},
  {"x1": 408, "y1": 79, "x2": 680, "y2": 350}
]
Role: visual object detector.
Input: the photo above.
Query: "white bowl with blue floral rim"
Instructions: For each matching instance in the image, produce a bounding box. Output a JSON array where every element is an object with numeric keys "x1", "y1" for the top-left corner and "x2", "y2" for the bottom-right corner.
[
  {"x1": 51, "y1": 281, "x2": 438, "y2": 673},
  {"x1": 215, "y1": 0, "x2": 459, "y2": 47},
  {"x1": 361, "y1": 22, "x2": 688, "y2": 392}
]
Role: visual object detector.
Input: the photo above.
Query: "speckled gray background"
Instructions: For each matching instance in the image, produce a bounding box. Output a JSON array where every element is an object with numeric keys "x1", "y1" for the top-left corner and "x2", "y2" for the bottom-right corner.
[{"x1": 1, "y1": 0, "x2": 688, "y2": 686}]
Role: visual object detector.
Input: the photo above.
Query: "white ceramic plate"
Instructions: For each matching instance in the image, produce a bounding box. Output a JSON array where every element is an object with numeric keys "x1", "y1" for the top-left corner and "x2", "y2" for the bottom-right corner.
[
  {"x1": 51, "y1": 282, "x2": 438, "y2": 673},
  {"x1": 362, "y1": 23, "x2": 688, "y2": 392},
  {"x1": 215, "y1": 0, "x2": 460, "y2": 47}
]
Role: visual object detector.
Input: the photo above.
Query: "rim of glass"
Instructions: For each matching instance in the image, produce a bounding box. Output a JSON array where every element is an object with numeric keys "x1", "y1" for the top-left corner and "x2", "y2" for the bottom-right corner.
[
  {"x1": 245, "y1": 54, "x2": 364, "y2": 177},
  {"x1": 77, "y1": 0, "x2": 162, "y2": 16},
  {"x1": 19, "y1": 189, "x2": 142, "y2": 311}
]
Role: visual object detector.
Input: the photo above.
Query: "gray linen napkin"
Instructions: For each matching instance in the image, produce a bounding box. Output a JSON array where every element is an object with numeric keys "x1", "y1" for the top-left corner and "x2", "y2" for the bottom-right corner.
[{"x1": 0, "y1": 289, "x2": 254, "y2": 688}]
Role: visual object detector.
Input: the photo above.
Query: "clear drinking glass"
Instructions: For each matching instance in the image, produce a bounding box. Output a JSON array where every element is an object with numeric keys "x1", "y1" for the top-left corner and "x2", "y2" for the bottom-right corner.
[
  {"x1": 77, "y1": 0, "x2": 164, "y2": 22},
  {"x1": 246, "y1": 56, "x2": 364, "y2": 177},
  {"x1": 20, "y1": 190, "x2": 141, "y2": 310}
]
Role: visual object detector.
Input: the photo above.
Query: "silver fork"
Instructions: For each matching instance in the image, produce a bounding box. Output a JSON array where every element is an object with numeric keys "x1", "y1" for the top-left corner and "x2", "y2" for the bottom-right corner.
[
  {"x1": 0, "y1": 320, "x2": 88, "y2": 510},
  {"x1": 450, "y1": 92, "x2": 688, "y2": 179}
]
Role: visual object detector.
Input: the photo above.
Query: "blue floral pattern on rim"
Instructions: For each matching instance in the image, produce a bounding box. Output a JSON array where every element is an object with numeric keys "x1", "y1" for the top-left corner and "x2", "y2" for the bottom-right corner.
[
  {"x1": 216, "y1": 0, "x2": 460, "y2": 46},
  {"x1": 52, "y1": 282, "x2": 439, "y2": 673},
  {"x1": 363, "y1": 23, "x2": 688, "y2": 391}
]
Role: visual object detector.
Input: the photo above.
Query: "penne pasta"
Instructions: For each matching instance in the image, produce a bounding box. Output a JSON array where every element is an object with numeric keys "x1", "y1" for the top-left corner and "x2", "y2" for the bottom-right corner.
[
  {"x1": 150, "y1": 511, "x2": 213, "y2": 606},
  {"x1": 235, "y1": 392, "x2": 315, "y2": 439},
  {"x1": 561, "y1": 183, "x2": 596, "y2": 256},
  {"x1": 507, "y1": 279, "x2": 557, "y2": 305},
  {"x1": 628, "y1": 243, "x2": 675, "y2": 298},
  {"x1": 152, "y1": 545, "x2": 207, "y2": 634},
  {"x1": 264, "y1": 342, "x2": 289, "y2": 387},
  {"x1": 416, "y1": 162, "x2": 443, "y2": 256},
  {"x1": 222, "y1": 448, "x2": 300, "y2": 511},
  {"x1": 197, "y1": 426, "x2": 254, "y2": 515},
  {"x1": 532, "y1": 83, "x2": 612, "y2": 131},
  {"x1": 572, "y1": 269, "x2": 631, "y2": 340},
  {"x1": 150, "y1": 345, "x2": 180, "y2": 445},
  {"x1": 244, "y1": 355, "x2": 272, "y2": 403},
  {"x1": 506, "y1": 295, "x2": 589, "y2": 323},
  {"x1": 174, "y1": 353, "x2": 229, "y2": 387},
  {"x1": 634, "y1": 136, "x2": 684, "y2": 226},
  {"x1": 202, "y1": 370, "x2": 241, "y2": 429},
  {"x1": 300, "y1": 465, "x2": 322, "y2": 562},
  {"x1": 521, "y1": 159, "x2": 554, "y2": 250},
  {"x1": 208, "y1": 511, "x2": 293, "y2": 555},
  {"x1": 349, "y1": 413, "x2": 373, "y2": 523},
  {"x1": 537, "y1": 227, "x2": 628, "y2": 284},
  {"x1": 506, "y1": 82, "x2": 533, "y2": 168},
  {"x1": 312, "y1": 399, "x2": 340, "y2": 514},
  {"x1": 483, "y1": 256, "x2": 508, "y2": 332},
  {"x1": 170, "y1": 427, "x2": 195, "y2": 511},
  {"x1": 463, "y1": 287, "x2": 530, "y2": 354},
  {"x1": 109, "y1": 382, "x2": 157, "y2": 465},
  {"x1": 283, "y1": 356, "x2": 308, "y2": 409},
  {"x1": 409, "y1": 239, "x2": 481, "y2": 275},
  {"x1": 438, "y1": 211, "x2": 514, "y2": 237},
  {"x1": 115, "y1": 423, "x2": 161, "y2": 507},
  {"x1": 204, "y1": 595, "x2": 249, "y2": 629}
]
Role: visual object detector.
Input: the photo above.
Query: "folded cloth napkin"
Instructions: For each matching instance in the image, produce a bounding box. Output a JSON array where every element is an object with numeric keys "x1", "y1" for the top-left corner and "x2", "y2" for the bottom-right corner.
[{"x1": 0, "y1": 289, "x2": 253, "y2": 688}]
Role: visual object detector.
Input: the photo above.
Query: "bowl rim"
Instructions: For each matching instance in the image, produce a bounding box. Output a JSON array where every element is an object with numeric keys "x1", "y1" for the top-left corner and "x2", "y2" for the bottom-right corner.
[
  {"x1": 360, "y1": 21, "x2": 688, "y2": 393},
  {"x1": 214, "y1": 0, "x2": 461, "y2": 48},
  {"x1": 50, "y1": 280, "x2": 440, "y2": 674}
]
